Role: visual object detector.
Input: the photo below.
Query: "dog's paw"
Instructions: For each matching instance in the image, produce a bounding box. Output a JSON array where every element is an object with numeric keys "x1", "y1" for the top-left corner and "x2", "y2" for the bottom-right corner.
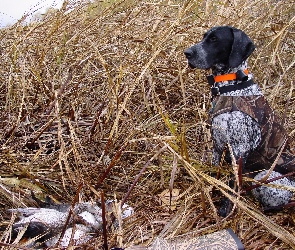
[{"x1": 252, "y1": 170, "x2": 293, "y2": 207}]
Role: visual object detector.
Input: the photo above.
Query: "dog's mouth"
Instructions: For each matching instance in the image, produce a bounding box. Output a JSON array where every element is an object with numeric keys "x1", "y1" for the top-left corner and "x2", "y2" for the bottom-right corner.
[
  {"x1": 187, "y1": 62, "x2": 196, "y2": 69},
  {"x1": 187, "y1": 61, "x2": 210, "y2": 71}
]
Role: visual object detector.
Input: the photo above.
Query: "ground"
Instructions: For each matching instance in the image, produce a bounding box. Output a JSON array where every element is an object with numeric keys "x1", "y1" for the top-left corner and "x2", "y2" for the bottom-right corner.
[{"x1": 0, "y1": 0, "x2": 295, "y2": 249}]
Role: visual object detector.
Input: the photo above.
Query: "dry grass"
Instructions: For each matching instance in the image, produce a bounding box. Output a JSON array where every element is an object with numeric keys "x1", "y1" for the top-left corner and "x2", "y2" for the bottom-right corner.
[{"x1": 0, "y1": 0, "x2": 295, "y2": 249}]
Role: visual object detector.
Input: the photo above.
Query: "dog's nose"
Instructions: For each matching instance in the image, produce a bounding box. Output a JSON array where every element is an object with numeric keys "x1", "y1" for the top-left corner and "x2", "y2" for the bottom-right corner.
[{"x1": 184, "y1": 48, "x2": 193, "y2": 59}]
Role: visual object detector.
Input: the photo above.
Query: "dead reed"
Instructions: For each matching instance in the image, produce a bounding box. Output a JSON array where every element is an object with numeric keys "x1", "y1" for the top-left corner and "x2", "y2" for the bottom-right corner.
[{"x1": 0, "y1": 0, "x2": 295, "y2": 249}]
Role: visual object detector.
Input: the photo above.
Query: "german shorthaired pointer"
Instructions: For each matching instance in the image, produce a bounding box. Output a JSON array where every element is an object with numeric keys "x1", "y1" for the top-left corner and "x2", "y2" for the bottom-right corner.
[{"x1": 184, "y1": 26, "x2": 295, "y2": 216}]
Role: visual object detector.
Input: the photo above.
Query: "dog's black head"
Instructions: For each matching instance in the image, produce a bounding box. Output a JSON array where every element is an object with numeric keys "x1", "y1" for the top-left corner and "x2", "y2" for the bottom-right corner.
[{"x1": 184, "y1": 26, "x2": 255, "y2": 72}]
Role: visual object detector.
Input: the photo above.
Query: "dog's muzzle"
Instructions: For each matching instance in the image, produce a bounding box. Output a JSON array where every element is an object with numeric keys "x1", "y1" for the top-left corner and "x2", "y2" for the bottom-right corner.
[{"x1": 184, "y1": 48, "x2": 197, "y2": 69}]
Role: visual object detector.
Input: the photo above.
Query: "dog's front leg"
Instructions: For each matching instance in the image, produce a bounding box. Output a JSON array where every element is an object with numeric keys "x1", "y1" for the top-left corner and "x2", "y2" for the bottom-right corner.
[
  {"x1": 212, "y1": 148, "x2": 236, "y2": 217},
  {"x1": 212, "y1": 147, "x2": 222, "y2": 167},
  {"x1": 211, "y1": 129, "x2": 237, "y2": 217},
  {"x1": 211, "y1": 111, "x2": 261, "y2": 216}
]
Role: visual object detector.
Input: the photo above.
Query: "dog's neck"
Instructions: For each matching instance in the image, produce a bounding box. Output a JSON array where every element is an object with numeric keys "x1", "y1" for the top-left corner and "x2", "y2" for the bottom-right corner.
[
  {"x1": 211, "y1": 61, "x2": 263, "y2": 96},
  {"x1": 212, "y1": 61, "x2": 248, "y2": 76}
]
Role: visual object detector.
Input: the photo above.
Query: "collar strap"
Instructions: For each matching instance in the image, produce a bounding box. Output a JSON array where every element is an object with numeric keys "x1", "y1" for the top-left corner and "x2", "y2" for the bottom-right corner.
[
  {"x1": 214, "y1": 69, "x2": 249, "y2": 82},
  {"x1": 207, "y1": 69, "x2": 249, "y2": 85},
  {"x1": 211, "y1": 79, "x2": 254, "y2": 96}
]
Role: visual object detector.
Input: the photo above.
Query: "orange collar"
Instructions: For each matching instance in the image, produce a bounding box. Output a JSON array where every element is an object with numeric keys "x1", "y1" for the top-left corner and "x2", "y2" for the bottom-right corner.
[{"x1": 214, "y1": 69, "x2": 249, "y2": 82}]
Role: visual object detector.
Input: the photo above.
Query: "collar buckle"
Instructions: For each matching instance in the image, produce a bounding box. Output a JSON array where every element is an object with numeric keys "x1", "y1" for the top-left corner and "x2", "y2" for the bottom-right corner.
[
  {"x1": 236, "y1": 69, "x2": 248, "y2": 82},
  {"x1": 207, "y1": 75, "x2": 215, "y2": 85},
  {"x1": 211, "y1": 86, "x2": 220, "y2": 96}
]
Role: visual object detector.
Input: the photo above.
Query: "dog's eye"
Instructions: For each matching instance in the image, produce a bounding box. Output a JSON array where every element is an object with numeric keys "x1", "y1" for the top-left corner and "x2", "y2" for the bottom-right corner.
[{"x1": 209, "y1": 36, "x2": 217, "y2": 42}]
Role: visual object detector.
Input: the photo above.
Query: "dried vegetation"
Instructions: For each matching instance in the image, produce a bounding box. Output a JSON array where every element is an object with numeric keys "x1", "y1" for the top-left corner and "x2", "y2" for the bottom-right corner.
[{"x1": 1, "y1": 0, "x2": 295, "y2": 249}]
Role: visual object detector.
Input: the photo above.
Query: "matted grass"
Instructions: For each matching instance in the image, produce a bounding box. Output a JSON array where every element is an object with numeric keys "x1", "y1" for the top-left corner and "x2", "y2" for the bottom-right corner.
[{"x1": 0, "y1": 0, "x2": 295, "y2": 249}]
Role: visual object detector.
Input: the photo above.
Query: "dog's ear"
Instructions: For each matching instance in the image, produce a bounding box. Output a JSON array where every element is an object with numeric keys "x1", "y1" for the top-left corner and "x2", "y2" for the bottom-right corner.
[{"x1": 228, "y1": 28, "x2": 255, "y2": 68}]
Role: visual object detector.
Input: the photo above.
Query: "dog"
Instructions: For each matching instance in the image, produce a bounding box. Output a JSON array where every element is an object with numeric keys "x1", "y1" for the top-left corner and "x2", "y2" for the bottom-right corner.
[{"x1": 184, "y1": 26, "x2": 295, "y2": 215}]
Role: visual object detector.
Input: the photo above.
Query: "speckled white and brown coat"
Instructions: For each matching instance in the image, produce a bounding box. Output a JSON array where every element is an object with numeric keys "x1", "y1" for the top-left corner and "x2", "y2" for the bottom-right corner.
[{"x1": 209, "y1": 94, "x2": 295, "y2": 175}]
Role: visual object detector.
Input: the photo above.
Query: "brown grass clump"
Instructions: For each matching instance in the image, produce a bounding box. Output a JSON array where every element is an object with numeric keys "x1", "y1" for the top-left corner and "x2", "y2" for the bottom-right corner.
[{"x1": 1, "y1": 0, "x2": 295, "y2": 249}]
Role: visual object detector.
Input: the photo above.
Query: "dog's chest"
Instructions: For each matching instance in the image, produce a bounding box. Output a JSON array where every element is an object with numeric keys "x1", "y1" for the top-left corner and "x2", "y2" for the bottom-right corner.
[{"x1": 210, "y1": 95, "x2": 288, "y2": 167}]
